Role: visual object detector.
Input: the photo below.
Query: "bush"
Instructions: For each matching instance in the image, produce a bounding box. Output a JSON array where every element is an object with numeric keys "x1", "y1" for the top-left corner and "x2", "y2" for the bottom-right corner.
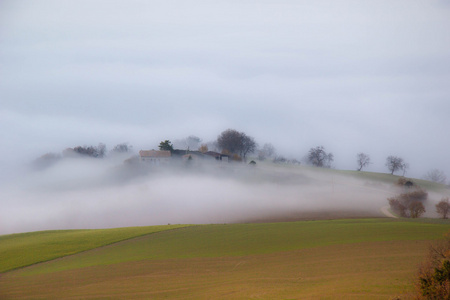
[
  {"x1": 388, "y1": 197, "x2": 408, "y2": 217},
  {"x1": 388, "y1": 189, "x2": 428, "y2": 218},
  {"x1": 414, "y1": 231, "x2": 450, "y2": 299},
  {"x1": 436, "y1": 198, "x2": 450, "y2": 219},
  {"x1": 409, "y1": 202, "x2": 426, "y2": 219},
  {"x1": 403, "y1": 189, "x2": 428, "y2": 202},
  {"x1": 397, "y1": 177, "x2": 415, "y2": 188}
]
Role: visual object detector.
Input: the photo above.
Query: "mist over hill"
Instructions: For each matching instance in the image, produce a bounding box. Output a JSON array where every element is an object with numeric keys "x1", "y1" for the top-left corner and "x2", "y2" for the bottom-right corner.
[{"x1": 2, "y1": 154, "x2": 448, "y2": 235}]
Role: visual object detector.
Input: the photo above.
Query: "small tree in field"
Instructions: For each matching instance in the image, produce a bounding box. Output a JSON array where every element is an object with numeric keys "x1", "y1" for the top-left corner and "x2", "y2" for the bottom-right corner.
[
  {"x1": 307, "y1": 146, "x2": 334, "y2": 168},
  {"x1": 424, "y1": 169, "x2": 448, "y2": 185},
  {"x1": 356, "y1": 152, "x2": 371, "y2": 171},
  {"x1": 436, "y1": 198, "x2": 450, "y2": 219},
  {"x1": 385, "y1": 155, "x2": 405, "y2": 175}
]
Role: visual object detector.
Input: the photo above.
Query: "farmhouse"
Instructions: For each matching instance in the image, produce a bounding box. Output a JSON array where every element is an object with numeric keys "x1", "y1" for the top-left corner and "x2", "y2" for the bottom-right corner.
[{"x1": 139, "y1": 150, "x2": 171, "y2": 165}]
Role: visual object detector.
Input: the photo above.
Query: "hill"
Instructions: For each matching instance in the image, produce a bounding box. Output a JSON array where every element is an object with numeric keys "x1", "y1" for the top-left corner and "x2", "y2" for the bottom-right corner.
[{"x1": 1, "y1": 219, "x2": 450, "y2": 299}]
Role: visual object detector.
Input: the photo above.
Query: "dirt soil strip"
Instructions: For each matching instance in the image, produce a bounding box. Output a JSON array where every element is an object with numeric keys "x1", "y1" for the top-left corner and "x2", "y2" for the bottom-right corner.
[{"x1": 381, "y1": 206, "x2": 398, "y2": 218}]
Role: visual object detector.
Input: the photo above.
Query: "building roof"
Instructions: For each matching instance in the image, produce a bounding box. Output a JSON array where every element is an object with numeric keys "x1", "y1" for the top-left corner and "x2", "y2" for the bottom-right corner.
[{"x1": 139, "y1": 150, "x2": 171, "y2": 158}]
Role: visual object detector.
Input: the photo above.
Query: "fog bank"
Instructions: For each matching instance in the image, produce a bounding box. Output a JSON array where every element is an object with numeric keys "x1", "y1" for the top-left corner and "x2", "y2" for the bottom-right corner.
[{"x1": 5, "y1": 156, "x2": 443, "y2": 235}]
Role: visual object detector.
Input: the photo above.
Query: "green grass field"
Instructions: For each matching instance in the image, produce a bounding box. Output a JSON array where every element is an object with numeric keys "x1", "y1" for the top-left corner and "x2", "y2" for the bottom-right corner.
[
  {"x1": 1, "y1": 219, "x2": 450, "y2": 299},
  {"x1": 0, "y1": 224, "x2": 189, "y2": 273}
]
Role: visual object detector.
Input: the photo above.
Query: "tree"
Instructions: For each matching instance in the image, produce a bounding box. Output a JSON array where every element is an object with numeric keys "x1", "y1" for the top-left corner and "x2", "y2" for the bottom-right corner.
[
  {"x1": 307, "y1": 146, "x2": 333, "y2": 168},
  {"x1": 217, "y1": 129, "x2": 242, "y2": 154},
  {"x1": 198, "y1": 144, "x2": 208, "y2": 153},
  {"x1": 436, "y1": 198, "x2": 450, "y2": 219},
  {"x1": 174, "y1": 135, "x2": 202, "y2": 150},
  {"x1": 409, "y1": 201, "x2": 426, "y2": 218},
  {"x1": 356, "y1": 152, "x2": 371, "y2": 171},
  {"x1": 388, "y1": 189, "x2": 428, "y2": 218},
  {"x1": 158, "y1": 140, "x2": 174, "y2": 152},
  {"x1": 97, "y1": 143, "x2": 106, "y2": 158},
  {"x1": 186, "y1": 135, "x2": 202, "y2": 150},
  {"x1": 424, "y1": 169, "x2": 448, "y2": 185},
  {"x1": 258, "y1": 143, "x2": 276, "y2": 161},
  {"x1": 72, "y1": 143, "x2": 106, "y2": 158},
  {"x1": 241, "y1": 134, "x2": 257, "y2": 161},
  {"x1": 217, "y1": 129, "x2": 257, "y2": 161},
  {"x1": 273, "y1": 155, "x2": 288, "y2": 164},
  {"x1": 401, "y1": 162, "x2": 409, "y2": 176},
  {"x1": 385, "y1": 156, "x2": 405, "y2": 175},
  {"x1": 112, "y1": 143, "x2": 132, "y2": 153}
]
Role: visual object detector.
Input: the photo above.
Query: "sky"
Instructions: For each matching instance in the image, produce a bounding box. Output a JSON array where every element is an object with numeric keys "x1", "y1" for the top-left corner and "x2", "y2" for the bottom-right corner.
[{"x1": 1, "y1": 0, "x2": 450, "y2": 179}]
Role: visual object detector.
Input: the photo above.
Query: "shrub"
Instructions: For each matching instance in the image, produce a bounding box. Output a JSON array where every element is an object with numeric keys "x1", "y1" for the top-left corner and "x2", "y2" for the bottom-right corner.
[
  {"x1": 403, "y1": 189, "x2": 428, "y2": 202},
  {"x1": 397, "y1": 177, "x2": 408, "y2": 186},
  {"x1": 414, "y1": 231, "x2": 450, "y2": 299},
  {"x1": 388, "y1": 189, "x2": 428, "y2": 218},
  {"x1": 409, "y1": 202, "x2": 426, "y2": 219},
  {"x1": 436, "y1": 198, "x2": 450, "y2": 219},
  {"x1": 388, "y1": 197, "x2": 408, "y2": 217}
]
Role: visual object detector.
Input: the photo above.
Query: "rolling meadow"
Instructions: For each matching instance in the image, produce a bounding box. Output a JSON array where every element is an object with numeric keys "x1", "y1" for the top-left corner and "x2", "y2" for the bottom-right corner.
[{"x1": 1, "y1": 218, "x2": 450, "y2": 299}]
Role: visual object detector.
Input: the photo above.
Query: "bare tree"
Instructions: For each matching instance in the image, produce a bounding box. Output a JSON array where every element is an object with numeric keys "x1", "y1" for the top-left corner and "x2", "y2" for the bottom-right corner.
[
  {"x1": 173, "y1": 135, "x2": 201, "y2": 150},
  {"x1": 385, "y1": 155, "x2": 405, "y2": 175},
  {"x1": 72, "y1": 143, "x2": 106, "y2": 158},
  {"x1": 273, "y1": 155, "x2": 288, "y2": 164},
  {"x1": 356, "y1": 152, "x2": 371, "y2": 171},
  {"x1": 258, "y1": 143, "x2": 276, "y2": 161},
  {"x1": 241, "y1": 134, "x2": 257, "y2": 161},
  {"x1": 401, "y1": 162, "x2": 409, "y2": 176},
  {"x1": 307, "y1": 146, "x2": 333, "y2": 168},
  {"x1": 186, "y1": 135, "x2": 202, "y2": 150},
  {"x1": 436, "y1": 197, "x2": 450, "y2": 219},
  {"x1": 112, "y1": 143, "x2": 132, "y2": 153},
  {"x1": 424, "y1": 169, "x2": 448, "y2": 184}
]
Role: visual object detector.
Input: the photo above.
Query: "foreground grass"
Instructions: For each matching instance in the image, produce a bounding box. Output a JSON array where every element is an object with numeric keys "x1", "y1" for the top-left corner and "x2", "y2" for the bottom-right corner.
[
  {"x1": 1, "y1": 219, "x2": 450, "y2": 299},
  {"x1": 0, "y1": 224, "x2": 189, "y2": 273}
]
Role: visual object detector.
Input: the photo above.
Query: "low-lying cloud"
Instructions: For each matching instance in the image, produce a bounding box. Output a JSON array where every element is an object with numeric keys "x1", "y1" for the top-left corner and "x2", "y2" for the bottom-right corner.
[{"x1": 4, "y1": 155, "x2": 445, "y2": 235}]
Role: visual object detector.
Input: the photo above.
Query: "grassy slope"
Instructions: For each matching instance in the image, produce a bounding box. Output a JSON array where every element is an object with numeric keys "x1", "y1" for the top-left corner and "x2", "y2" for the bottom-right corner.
[
  {"x1": 0, "y1": 224, "x2": 189, "y2": 273},
  {"x1": 1, "y1": 219, "x2": 450, "y2": 299}
]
